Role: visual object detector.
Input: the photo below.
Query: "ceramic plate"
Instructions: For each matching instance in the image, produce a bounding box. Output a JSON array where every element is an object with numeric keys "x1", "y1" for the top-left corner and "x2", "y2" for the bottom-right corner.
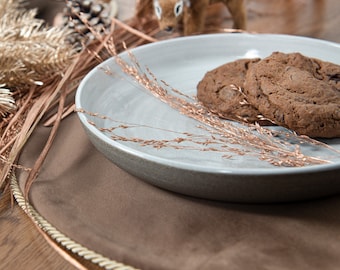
[{"x1": 76, "y1": 34, "x2": 340, "y2": 202}]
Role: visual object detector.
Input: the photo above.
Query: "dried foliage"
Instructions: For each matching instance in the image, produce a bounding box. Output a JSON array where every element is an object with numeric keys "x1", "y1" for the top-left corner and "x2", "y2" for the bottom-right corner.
[
  {"x1": 0, "y1": 0, "x2": 75, "y2": 90},
  {"x1": 0, "y1": 0, "x2": 161, "y2": 192},
  {"x1": 0, "y1": 0, "x2": 74, "y2": 191}
]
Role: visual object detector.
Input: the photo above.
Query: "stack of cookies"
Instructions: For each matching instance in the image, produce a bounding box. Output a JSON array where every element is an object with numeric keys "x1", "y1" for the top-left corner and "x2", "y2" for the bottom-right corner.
[{"x1": 197, "y1": 52, "x2": 340, "y2": 138}]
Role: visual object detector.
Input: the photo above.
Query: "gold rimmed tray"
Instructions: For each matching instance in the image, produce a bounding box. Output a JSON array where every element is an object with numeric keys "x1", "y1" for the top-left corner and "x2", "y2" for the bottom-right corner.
[{"x1": 11, "y1": 173, "x2": 136, "y2": 270}]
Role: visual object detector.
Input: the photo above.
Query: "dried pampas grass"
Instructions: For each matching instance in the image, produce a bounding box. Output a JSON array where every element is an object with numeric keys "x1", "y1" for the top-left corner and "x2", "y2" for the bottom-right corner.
[{"x1": 0, "y1": 0, "x2": 75, "y2": 89}]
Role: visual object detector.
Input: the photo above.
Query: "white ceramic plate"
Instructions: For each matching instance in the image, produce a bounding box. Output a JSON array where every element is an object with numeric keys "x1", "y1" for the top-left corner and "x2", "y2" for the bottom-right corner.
[{"x1": 76, "y1": 34, "x2": 340, "y2": 203}]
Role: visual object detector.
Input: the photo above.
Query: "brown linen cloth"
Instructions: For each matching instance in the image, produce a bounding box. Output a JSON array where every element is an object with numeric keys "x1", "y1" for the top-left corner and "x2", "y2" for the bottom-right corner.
[{"x1": 17, "y1": 113, "x2": 340, "y2": 270}]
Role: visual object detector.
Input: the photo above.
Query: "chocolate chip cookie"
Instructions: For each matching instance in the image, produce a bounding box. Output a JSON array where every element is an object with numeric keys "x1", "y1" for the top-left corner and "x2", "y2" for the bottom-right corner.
[
  {"x1": 197, "y1": 58, "x2": 273, "y2": 125},
  {"x1": 245, "y1": 52, "x2": 340, "y2": 138}
]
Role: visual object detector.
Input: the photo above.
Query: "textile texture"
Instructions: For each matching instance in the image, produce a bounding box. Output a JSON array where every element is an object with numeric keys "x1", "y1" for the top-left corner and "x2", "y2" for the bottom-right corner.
[{"x1": 17, "y1": 113, "x2": 340, "y2": 270}]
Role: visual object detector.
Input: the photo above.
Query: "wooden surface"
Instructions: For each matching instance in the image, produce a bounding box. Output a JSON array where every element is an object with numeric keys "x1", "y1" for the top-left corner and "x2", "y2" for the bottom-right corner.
[{"x1": 1, "y1": 0, "x2": 339, "y2": 269}]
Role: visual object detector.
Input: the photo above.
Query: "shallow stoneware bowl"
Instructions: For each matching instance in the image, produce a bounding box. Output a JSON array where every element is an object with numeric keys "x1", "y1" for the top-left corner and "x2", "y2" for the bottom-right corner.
[{"x1": 76, "y1": 34, "x2": 340, "y2": 203}]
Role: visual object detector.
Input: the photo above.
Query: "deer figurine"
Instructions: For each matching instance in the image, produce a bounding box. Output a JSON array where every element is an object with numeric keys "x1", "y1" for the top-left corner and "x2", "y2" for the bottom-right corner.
[{"x1": 146, "y1": 0, "x2": 247, "y2": 35}]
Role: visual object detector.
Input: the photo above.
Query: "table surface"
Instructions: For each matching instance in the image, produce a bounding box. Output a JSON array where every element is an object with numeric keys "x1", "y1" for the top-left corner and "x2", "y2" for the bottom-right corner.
[{"x1": 1, "y1": 0, "x2": 339, "y2": 269}]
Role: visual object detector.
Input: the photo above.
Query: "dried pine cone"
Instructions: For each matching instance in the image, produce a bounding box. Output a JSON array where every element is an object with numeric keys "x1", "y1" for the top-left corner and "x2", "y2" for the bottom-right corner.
[{"x1": 62, "y1": 0, "x2": 117, "y2": 49}]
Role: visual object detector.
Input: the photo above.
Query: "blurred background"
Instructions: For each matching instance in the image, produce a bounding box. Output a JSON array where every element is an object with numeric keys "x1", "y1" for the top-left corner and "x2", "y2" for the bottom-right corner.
[{"x1": 26, "y1": 0, "x2": 340, "y2": 43}]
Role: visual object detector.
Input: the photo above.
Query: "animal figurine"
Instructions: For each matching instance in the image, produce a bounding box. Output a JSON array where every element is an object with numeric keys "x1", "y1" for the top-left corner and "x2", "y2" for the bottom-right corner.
[{"x1": 151, "y1": 0, "x2": 247, "y2": 35}]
